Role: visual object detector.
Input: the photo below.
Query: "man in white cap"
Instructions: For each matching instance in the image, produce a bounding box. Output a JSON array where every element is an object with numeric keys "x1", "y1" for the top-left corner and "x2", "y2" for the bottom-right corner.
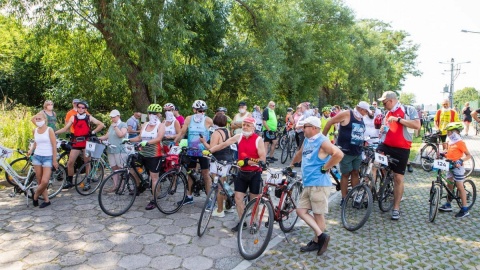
[
  {"x1": 289, "y1": 116, "x2": 343, "y2": 256},
  {"x1": 322, "y1": 101, "x2": 369, "y2": 205},
  {"x1": 377, "y1": 91, "x2": 420, "y2": 220}
]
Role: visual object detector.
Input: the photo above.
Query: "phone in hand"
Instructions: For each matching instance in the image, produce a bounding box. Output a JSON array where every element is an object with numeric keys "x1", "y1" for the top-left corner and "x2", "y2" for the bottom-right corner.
[{"x1": 199, "y1": 134, "x2": 203, "y2": 138}]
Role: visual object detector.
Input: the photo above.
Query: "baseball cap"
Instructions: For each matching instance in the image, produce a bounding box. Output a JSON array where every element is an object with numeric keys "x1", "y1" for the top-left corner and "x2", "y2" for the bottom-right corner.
[
  {"x1": 378, "y1": 91, "x2": 397, "y2": 101},
  {"x1": 243, "y1": 117, "x2": 256, "y2": 124},
  {"x1": 238, "y1": 101, "x2": 247, "y2": 107},
  {"x1": 72, "y1": 98, "x2": 81, "y2": 103},
  {"x1": 356, "y1": 101, "x2": 372, "y2": 114},
  {"x1": 297, "y1": 116, "x2": 321, "y2": 128},
  {"x1": 109, "y1": 109, "x2": 121, "y2": 117}
]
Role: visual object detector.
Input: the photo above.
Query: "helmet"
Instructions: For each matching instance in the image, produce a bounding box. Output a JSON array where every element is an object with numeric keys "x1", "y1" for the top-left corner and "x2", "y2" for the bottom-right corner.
[
  {"x1": 445, "y1": 122, "x2": 464, "y2": 132},
  {"x1": 77, "y1": 100, "x2": 89, "y2": 109},
  {"x1": 192, "y1": 100, "x2": 207, "y2": 110},
  {"x1": 163, "y1": 103, "x2": 175, "y2": 110},
  {"x1": 216, "y1": 107, "x2": 227, "y2": 113},
  {"x1": 286, "y1": 107, "x2": 293, "y2": 112},
  {"x1": 322, "y1": 106, "x2": 331, "y2": 113},
  {"x1": 147, "y1": 104, "x2": 162, "y2": 113}
]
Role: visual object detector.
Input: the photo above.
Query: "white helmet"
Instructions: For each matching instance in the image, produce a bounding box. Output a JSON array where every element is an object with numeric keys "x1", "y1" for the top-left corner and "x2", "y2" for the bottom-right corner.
[{"x1": 192, "y1": 100, "x2": 207, "y2": 110}]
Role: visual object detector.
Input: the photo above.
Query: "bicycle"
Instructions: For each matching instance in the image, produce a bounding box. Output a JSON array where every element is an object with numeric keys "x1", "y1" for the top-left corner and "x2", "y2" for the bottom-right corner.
[
  {"x1": 428, "y1": 158, "x2": 476, "y2": 222},
  {"x1": 422, "y1": 116, "x2": 432, "y2": 134},
  {"x1": 197, "y1": 155, "x2": 239, "y2": 237},
  {"x1": 375, "y1": 153, "x2": 399, "y2": 212},
  {"x1": 280, "y1": 129, "x2": 296, "y2": 164},
  {"x1": 97, "y1": 142, "x2": 152, "y2": 217},
  {"x1": 420, "y1": 131, "x2": 475, "y2": 177},
  {"x1": 1, "y1": 145, "x2": 66, "y2": 205},
  {"x1": 474, "y1": 121, "x2": 480, "y2": 136},
  {"x1": 237, "y1": 166, "x2": 303, "y2": 260}
]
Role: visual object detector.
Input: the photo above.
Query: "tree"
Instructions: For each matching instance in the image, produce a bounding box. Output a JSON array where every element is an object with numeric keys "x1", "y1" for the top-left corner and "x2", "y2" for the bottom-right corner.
[
  {"x1": 399, "y1": 92, "x2": 416, "y2": 105},
  {"x1": 454, "y1": 87, "x2": 479, "y2": 109}
]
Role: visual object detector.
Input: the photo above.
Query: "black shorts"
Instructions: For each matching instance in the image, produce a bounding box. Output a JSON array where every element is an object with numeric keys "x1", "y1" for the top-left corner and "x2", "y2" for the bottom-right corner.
[
  {"x1": 71, "y1": 147, "x2": 85, "y2": 151},
  {"x1": 187, "y1": 156, "x2": 210, "y2": 170},
  {"x1": 263, "y1": 130, "x2": 277, "y2": 143},
  {"x1": 295, "y1": 131, "x2": 305, "y2": 148},
  {"x1": 439, "y1": 135, "x2": 447, "y2": 143},
  {"x1": 138, "y1": 155, "x2": 163, "y2": 173},
  {"x1": 234, "y1": 170, "x2": 262, "y2": 194},
  {"x1": 377, "y1": 144, "x2": 410, "y2": 175}
]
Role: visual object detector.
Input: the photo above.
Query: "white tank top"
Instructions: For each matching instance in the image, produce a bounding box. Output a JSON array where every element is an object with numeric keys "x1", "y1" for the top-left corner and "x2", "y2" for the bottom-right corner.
[
  {"x1": 34, "y1": 127, "x2": 53, "y2": 156},
  {"x1": 141, "y1": 122, "x2": 160, "y2": 141},
  {"x1": 164, "y1": 120, "x2": 177, "y2": 136},
  {"x1": 233, "y1": 113, "x2": 249, "y2": 135}
]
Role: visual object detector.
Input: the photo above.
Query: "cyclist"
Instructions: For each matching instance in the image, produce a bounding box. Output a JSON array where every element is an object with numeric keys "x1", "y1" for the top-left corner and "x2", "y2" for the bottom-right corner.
[
  {"x1": 174, "y1": 100, "x2": 214, "y2": 205},
  {"x1": 461, "y1": 102, "x2": 472, "y2": 136},
  {"x1": 231, "y1": 101, "x2": 252, "y2": 135},
  {"x1": 438, "y1": 122, "x2": 472, "y2": 218},
  {"x1": 162, "y1": 103, "x2": 181, "y2": 148},
  {"x1": 203, "y1": 117, "x2": 267, "y2": 232},
  {"x1": 216, "y1": 107, "x2": 232, "y2": 131},
  {"x1": 320, "y1": 106, "x2": 335, "y2": 143},
  {"x1": 263, "y1": 101, "x2": 278, "y2": 163},
  {"x1": 285, "y1": 107, "x2": 295, "y2": 133},
  {"x1": 377, "y1": 91, "x2": 420, "y2": 220},
  {"x1": 27, "y1": 113, "x2": 59, "y2": 208},
  {"x1": 472, "y1": 108, "x2": 480, "y2": 126},
  {"x1": 127, "y1": 104, "x2": 166, "y2": 210},
  {"x1": 199, "y1": 113, "x2": 236, "y2": 217},
  {"x1": 251, "y1": 105, "x2": 263, "y2": 135},
  {"x1": 31, "y1": 100, "x2": 57, "y2": 130},
  {"x1": 289, "y1": 116, "x2": 343, "y2": 255},
  {"x1": 55, "y1": 100, "x2": 105, "y2": 189},
  {"x1": 98, "y1": 109, "x2": 128, "y2": 191},
  {"x1": 173, "y1": 106, "x2": 185, "y2": 128},
  {"x1": 127, "y1": 111, "x2": 142, "y2": 139},
  {"x1": 434, "y1": 99, "x2": 460, "y2": 150}
]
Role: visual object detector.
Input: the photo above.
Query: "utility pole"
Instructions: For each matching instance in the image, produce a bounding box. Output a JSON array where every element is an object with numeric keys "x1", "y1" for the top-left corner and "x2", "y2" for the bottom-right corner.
[{"x1": 439, "y1": 58, "x2": 470, "y2": 108}]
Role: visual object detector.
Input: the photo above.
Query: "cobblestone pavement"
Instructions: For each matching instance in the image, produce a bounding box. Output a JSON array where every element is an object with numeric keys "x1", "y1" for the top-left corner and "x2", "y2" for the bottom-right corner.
[{"x1": 1, "y1": 144, "x2": 479, "y2": 269}]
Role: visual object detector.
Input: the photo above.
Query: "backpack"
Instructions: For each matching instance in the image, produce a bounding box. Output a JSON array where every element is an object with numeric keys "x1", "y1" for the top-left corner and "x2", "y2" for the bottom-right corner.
[{"x1": 374, "y1": 114, "x2": 383, "y2": 129}]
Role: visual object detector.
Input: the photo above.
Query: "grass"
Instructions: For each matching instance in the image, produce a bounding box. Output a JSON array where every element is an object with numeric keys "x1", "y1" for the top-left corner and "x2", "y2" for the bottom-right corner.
[{"x1": 409, "y1": 128, "x2": 429, "y2": 161}]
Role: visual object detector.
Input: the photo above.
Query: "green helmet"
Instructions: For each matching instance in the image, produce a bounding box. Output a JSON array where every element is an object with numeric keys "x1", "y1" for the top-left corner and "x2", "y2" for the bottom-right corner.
[
  {"x1": 147, "y1": 104, "x2": 162, "y2": 113},
  {"x1": 445, "y1": 122, "x2": 464, "y2": 132},
  {"x1": 179, "y1": 139, "x2": 188, "y2": 148},
  {"x1": 322, "y1": 106, "x2": 331, "y2": 113}
]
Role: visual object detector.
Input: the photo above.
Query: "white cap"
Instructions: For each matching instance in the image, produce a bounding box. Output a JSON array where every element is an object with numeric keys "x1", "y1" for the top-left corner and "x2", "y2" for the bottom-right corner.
[
  {"x1": 109, "y1": 109, "x2": 120, "y2": 117},
  {"x1": 297, "y1": 116, "x2": 321, "y2": 128},
  {"x1": 356, "y1": 101, "x2": 372, "y2": 114}
]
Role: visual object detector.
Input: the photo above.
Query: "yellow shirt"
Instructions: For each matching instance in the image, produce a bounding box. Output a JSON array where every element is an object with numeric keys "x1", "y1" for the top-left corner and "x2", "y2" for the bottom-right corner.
[{"x1": 434, "y1": 109, "x2": 460, "y2": 135}]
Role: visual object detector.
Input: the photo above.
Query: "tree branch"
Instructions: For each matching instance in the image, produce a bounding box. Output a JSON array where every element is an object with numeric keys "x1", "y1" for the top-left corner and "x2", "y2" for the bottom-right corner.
[{"x1": 235, "y1": 0, "x2": 257, "y2": 28}]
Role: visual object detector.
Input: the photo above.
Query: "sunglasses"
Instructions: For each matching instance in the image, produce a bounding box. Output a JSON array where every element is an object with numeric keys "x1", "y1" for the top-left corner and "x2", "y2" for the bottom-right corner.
[
  {"x1": 164, "y1": 109, "x2": 172, "y2": 112},
  {"x1": 77, "y1": 106, "x2": 86, "y2": 109},
  {"x1": 303, "y1": 125, "x2": 314, "y2": 129},
  {"x1": 382, "y1": 100, "x2": 390, "y2": 106},
  {"x1": 197, "y1": 110, "x2": 205, "y2": 113}
]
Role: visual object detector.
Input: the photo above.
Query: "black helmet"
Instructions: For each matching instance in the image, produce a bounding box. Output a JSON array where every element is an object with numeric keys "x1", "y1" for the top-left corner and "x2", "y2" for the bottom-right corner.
[
  {"x1": 77, "y1": 100, "x2": 89, "y2": 109},
  {"x1": 216, "y1": 107, "x2": 227, "y2": 113}
]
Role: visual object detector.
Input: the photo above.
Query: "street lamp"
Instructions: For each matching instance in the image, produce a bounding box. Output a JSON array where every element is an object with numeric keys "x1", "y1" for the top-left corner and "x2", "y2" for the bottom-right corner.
[
  {"x1": 461, "y1": 29, "x2": 480, "y2": 34},
  {"x1": 439, "y1": 58, "x2": 471, "y2": 108}
]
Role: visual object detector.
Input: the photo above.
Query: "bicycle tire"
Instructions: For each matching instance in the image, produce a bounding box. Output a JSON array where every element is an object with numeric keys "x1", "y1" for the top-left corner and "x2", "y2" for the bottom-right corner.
[
  {"x1": 279, "y1": 181, "x2": 302, "y2": 232},
  {"x1": 74, "y1": 160, "x2": 105, "y2": 196},
  {"x1": 378, "y1": 173, "x2": 394, "y2": 212},
  {"x1": 289, "y1": 138, "x2": 297, "y2": 159},
  {"x1": 428, "y1": 184, "x2": 440, "y2": 222},
  {"x1": 27, "y1": 165, "x2": 66, "y2": 200},
  {"x1": 280, "y1": 139, "x2": 289, "y2": 164},
  {"x1": 98, "y1": 170, "x2": 137, "y2": 217},
  {"x1": 154, "y1": 170, "x2": 187, "y2": 215},
  {"x1": 420, "y1": 143, "x2": 437, "y2": 172},
  {"x1": 197, "y1": 185, "x2": 218, "y2": 237},
  {"x1": 463, "y1": 158, "x2": 475, "y2": 178},
  {"x1": 58, "y1": 152, "x2": 84, "y2": 176},
  {"x1": 341, "y1": 184, "x2": 373, "y2": 231},
  {"x1": 456, "y1": 179, "x2": 476, "y2": 210},
  {"x1": 238, "y1": 197, "x2": 274, "y2": 260},
  {"x1": 278, "y1": 134, "x2": 287, "y2": 150},
  {"x1": 5, "y1": 157, "x2": 30, "y2": 186}
]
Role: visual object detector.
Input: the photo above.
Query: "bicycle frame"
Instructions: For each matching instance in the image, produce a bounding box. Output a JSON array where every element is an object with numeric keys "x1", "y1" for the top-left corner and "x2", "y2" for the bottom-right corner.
[
  {"x1": 434, "y1": 167, "x2": 461, "y2": 203},
  {"x1": 0, "y1": 157, "x2": 34, "y2": 191}
]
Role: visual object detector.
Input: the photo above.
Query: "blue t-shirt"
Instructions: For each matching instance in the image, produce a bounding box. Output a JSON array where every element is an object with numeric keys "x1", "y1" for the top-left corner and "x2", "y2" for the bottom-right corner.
[{"x1": 301, "y1": 134, "x2": 331, "y2": 187}]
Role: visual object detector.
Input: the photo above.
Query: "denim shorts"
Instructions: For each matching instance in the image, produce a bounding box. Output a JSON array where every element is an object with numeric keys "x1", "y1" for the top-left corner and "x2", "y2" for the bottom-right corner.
[{"x1": 31, "y1": 155, "x2": 53, "y2": 168}]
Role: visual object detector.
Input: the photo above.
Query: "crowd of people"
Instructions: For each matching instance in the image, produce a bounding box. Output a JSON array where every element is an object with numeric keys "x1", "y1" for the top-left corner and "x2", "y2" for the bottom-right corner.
[{"x1": 23, "y1": 92, "x2": 476, "y2": 255}]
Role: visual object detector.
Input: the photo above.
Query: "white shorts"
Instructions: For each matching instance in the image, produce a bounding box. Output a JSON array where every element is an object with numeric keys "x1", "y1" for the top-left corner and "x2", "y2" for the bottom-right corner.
[
  {"x1": 108, "y1": 153, "x2": 127, "y2": 168},
  {"x1": 210, "y1": 162, "x2": 232, "y2": 177}
]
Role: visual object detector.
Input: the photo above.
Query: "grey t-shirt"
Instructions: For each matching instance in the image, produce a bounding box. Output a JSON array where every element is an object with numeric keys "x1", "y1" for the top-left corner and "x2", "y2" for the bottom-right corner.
[
  {"x1": 107, "y1": 122, "x2": 128, "y2": 154},
  {"x1": 127, "y1": 116, "x2": 140, "y2": 138}
]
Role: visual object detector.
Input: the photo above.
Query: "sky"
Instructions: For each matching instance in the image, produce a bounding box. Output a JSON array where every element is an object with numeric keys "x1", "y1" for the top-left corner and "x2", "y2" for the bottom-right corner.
[{"x1": 343, "y1": 0, "x2": 480, "y2": 108}]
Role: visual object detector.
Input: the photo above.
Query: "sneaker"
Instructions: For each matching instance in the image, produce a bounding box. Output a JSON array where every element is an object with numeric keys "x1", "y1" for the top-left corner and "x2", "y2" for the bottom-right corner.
[
  {"x1": 212, "y1": 208, "x2": 225, "y2": 218},
  {"x1": 145, "y1": 200, "x2": 156, "y2": 210},
  {"x1": 231, "y1": 222, "x2": 247, "y2": 232},
  {"x1": 224, "y1": 205, "x2": 236, "y2": 213},
  {"x1": 455, "y1": 210, "x2": 470, "y2": 218},
  {"x1": 39, "y1": 201, "x2": 51, "y2": 208},
  {"x1": 317, "y1": 233, "x2": 330, "y2": 255},
  {"x1": 407, "y1": 164, "x2": 413, "y2": 173},
  {"x1": 83, "y1": 183, "x2": 91, "y2": 191},
  {"x1": 340, "y1": 198, "x2": 345, "y2": 207},
  {"x1": 270, "y1": 157, "x2": 278, "y2": 161},
  {"x1": 391, "y1": 209, "x2": 400, "y2": 220},
  {"x1": 177, "y1": 196, "x2": 193, "y2": 206},
  {"x1": 300, "y1": 240, "x2": 320, "y2": 252},
  {"x1": 62, "y1": 182, "x2": 74, "y2": 190},
  {"x1": 33, "y1": 199, "x2": 39, "y2": 207},
  {"x1": 439, "y1": 203, "x2": 452, "y2": 212},
  {"x1": 293, "y1": 162, "x2": 301, "y2": 167}
]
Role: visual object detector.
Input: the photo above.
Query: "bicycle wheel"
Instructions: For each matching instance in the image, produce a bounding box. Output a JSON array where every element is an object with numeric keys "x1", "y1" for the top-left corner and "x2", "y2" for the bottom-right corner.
[
  {"x1": 279, "y1": 181, "x2": 302, "y2": 232},
  {"x1": 420, "y1": 143, "x2": 437, "y2": 172},
  {"x1": 463, "y1": 158, "x2": 475, "y2": 178},
  {"x1": 280, "y1": 139, "x2": 289, "y2": 164},
  {"x1": 277, "y1": 134, "x2": 287, "y2": 150},
  {"x1": 341, "y1": 184, "x2": 373, "y2": 231},
  {"x1": 27, "y1": 165, "x2": 66, "y2": 200},
  {"x1": 378, "y1": 174, "x2": 394, "y2": 212},
  {"x1": 98, "y1": 170, "x2": 137, "y2": 217},
  {"x1": 154, "y1": 170, "x2": 187, "y2": 215},
  {"x1": 5, "y1": 157, "x2": 30, "y2": 186},
  {"x1": 456, "y1": 179, "x2": 476, "y2": 210},
  {"x1": 428, "y1": 185, "x2": 441, "y2": 222},
  {"x1": 75, "y1": 160, "x2": 105, "y2": 196},
  {"x1": 197, "y1": 185, "x2": 218, "y2": 237},
  {"x1": 237, "y1": 197, "x2": 274, "y2": 260}
]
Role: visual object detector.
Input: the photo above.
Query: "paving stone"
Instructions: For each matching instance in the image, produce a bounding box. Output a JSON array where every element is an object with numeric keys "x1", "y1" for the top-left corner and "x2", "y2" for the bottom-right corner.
[
  {"x1": 85, "y1": 252, "x2": 122, "y2": 268},
  {"x1": 113, "y1": 241, "x2": 144, "y2": 254},
  {"x1": 172, "y1": 244, "x2": 202, "y2": 258},
  {"x1": 0, "y1": 249, "x2": 29, "y2": 264},
  {"x1": 183, "y1": 255, "x2": 213, "y2": 270},
  {"x1": 117, "y1": 253, "x2": 152, "y2": 269},
  {"x1": 57, "y1": 251, "x2": 88, "y2": 267},
  {"x1": 143, "y1": 242, "x2": 173, "y2": 257},
  {"x1": 135, "y1": 233, "x2": 164, "y2": 245},
  {"x1": 23, "y1": 250, "x2": 59, "y2": 264},
  {"x1": 165, "y1": 234, "x2": 191, "y2": 246},
  {"x1": 150, "y1": 255, "x2": 182, "y2": 269}
]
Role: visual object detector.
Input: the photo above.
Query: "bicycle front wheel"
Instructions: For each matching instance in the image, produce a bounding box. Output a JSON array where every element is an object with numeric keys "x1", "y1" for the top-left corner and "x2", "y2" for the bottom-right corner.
[
  {"x1": 98, "y1": 170, "x2": 137, "y2": 217},
  {"x1": 428, "y1": 185, "x2": 441, "y2": 222},
  {"x1": 237, "y1": 197, "x2": 274, "y2": 260},
  {"x1": 6, "y1": 157, "x2": 30, "y2": 186},
  {"x1": 420, "y1": 144, "x2": 437, "y2": 172},
  {"x1": 75, "y1": 160, "x2": 105, "y2": 196},
  {"x1": 27, "y1": 165, "x2": 66, "y2": 200},
  {"x1": 154, "y1": 171, "x2": 187, "y2": 215},
  {"x1": 197, "y1": 185, "x2": 218, "y2": 237},
  {"x1": 279, "y1": 181, "x2": 302, "y2": 232},
  {"x1": 463, "y1": 158, "x2": 475, "y2": 178},
  {"x1": 378, "y1": 174, "x2": 394, "y2": 212},
  {"x1": 280, "y1": 139, "x2": 289, "y2": 164},
  {"x1": 341, "y1": 184, "x2": 373, "y2": 231},
  {"x1": 456, "y1": 179, "x2": 476, "y2": 210}
]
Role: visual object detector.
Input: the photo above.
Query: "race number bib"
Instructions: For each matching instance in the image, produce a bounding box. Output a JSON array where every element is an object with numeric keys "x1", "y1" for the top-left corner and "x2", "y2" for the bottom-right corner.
[
  {"x1": 433, "y1": 159, "x2": 449, "y2": 171},
  {"x1": 374, "y1": 152, "x2": 388, "y2": 166},
  {"x1": 266, "y1": 171, "x2": 282, "y2": 184},
  {"x1": 169, "y1": 146, "x2": 181, "y2": 155},
  {"x1": 230, "y1": 144, "x2": 238, "y2": 151},
  {"x1": 0, "y1": 145, "x2": 13, "y2": 158},
  {"x1": 86, "y1": 141, "x2": 96, "y2": 152}
]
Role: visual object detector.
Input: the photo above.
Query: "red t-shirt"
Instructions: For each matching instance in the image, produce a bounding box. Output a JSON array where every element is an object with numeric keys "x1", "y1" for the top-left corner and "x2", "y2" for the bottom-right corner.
[
  {"x1": 384, "y1": 108, "x2": 411, "y2": 149},
  {"x1": 238, "y1": 133, "x2": 262, "y2": 172}
]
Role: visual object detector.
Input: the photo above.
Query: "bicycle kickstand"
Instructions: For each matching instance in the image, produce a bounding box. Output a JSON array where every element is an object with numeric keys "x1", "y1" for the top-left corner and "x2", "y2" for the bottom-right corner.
[{"x1": 282, "y1": 231, "x2": 291, "y2": 244}]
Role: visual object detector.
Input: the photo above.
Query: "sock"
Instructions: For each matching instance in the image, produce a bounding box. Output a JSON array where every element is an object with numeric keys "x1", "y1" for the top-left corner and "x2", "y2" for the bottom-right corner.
[
  {"x1": 187, "y1": 195, "x2": 193, "y2": 199},
  {"x1": 461, "y1": 206, "x2": 468, "y2": 212}
]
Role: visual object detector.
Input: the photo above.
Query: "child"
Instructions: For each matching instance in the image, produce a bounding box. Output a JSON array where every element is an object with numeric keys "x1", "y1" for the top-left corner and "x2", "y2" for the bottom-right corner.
[{"x1": 438, "y1": 122, "x2": 472, "y2": 218}]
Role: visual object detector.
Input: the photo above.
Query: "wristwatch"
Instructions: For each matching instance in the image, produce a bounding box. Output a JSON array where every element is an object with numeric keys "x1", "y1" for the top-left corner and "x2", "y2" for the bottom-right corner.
[{"x1": 397, "y1": 117, "x2": 401, "y2": 123}]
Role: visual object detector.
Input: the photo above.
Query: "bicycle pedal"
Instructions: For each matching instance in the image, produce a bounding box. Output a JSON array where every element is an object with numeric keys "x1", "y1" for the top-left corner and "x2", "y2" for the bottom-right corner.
[{"x1": 8, "y1": 192, "x2": 16, "y2": 198}]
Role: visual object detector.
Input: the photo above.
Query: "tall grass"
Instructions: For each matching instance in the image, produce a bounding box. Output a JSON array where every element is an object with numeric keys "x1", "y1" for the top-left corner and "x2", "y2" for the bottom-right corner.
[{"x1": 0, "y1": 103, "x2": 35, "y2": 160}]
